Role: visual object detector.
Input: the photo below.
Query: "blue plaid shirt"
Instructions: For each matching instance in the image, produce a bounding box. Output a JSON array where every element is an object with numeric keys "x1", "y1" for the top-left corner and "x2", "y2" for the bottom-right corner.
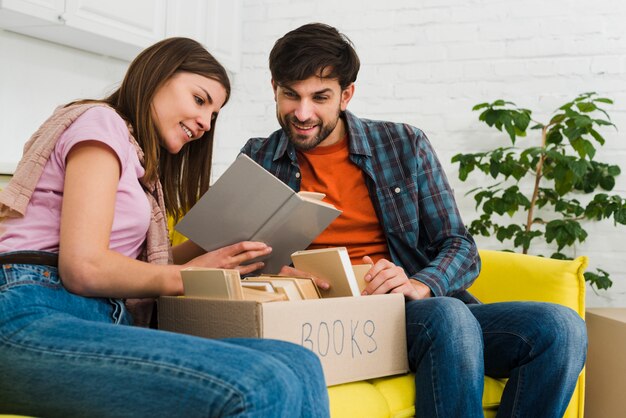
[{"x1": 241, "y1": 110, "x2": 481, "y2": 300}]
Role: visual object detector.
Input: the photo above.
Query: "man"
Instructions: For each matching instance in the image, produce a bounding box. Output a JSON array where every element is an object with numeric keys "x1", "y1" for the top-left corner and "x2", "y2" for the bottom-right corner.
[{"x1": 242, "y1": 23, "x2": 587, "y2": 418}]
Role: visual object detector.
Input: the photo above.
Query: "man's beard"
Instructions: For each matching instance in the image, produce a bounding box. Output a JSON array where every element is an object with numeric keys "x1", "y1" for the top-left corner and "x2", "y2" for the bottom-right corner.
[{"x1": 279, "y1": 110, "x2": 340, "y2": 151}]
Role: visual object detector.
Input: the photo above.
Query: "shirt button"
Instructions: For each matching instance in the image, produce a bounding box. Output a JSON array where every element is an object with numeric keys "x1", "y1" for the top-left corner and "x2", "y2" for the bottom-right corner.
[
  {"x1": 295, "y1": 172, "x2": 301, "y2": 178},
  {"x1": 394, "y1": 187, "x2": 401, "y2": 193}
]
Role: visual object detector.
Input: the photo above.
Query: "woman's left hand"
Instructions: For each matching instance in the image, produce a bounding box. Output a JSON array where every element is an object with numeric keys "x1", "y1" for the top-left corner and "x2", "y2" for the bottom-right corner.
[{"x1": 185, "y1": 241, "x2": 272, "y2": 275}]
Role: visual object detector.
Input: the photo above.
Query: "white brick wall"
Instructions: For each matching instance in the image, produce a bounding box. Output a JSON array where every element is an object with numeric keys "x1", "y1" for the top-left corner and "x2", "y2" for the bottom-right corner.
[{"x1": 213, "y1": 0, "x2": 626, "y2": 307}]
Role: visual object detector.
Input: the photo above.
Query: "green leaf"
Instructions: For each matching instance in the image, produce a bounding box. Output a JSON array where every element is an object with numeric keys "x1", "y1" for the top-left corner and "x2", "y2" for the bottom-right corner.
[
  {"x1": 504, "y1": 120, "x2": 517, "y2": 143},
  {"x1": 513, "y1": 111, "x2": 531, "y2": 131},
  {"x1": 493, "y1": 99, "x2": 515, "y2": 107},
  {"x1": 550, "y1": 114, "x2": 566, "y2": 125},
  {"x1": 484, "y1": 109, "x2": 500, "y2": 127},
  {"x1": 472, "y1": 103, "x2": 491, "y2": 111},
  {"x1": 474, "y1": 190, "x2": 494, "y2": 209},
  {"x1": 585, "y1": 270, "x2": 613, "y2": 290},
  {"x1": 583, "y1": 139, "x2": 596, "y2": 160},
  {"x1": 553, "y1": 165, "x2": 574, "y2": 195},
  {"x1": 551, "y1": 252, "x2": 569, "y2": 260},
  {"x1": 489, "y1": 161, "x2": 500, "y2": 178},
  {"x1": 513, "y1": 229, "x2": 542, "y2": 251},
  {"x1": 511, "y1": 163, "x2": 528, "y2": 181},
  {"x1": 615, "y1": 208, "x2": 626, "y2": 225},
  {"x1": 576, "y1": 102, "x2": 597, "y2": 112},
  {"x1": 573, "y1": 115, "x2": 593, "y2": 128},
  {"x1": 569, "y1": 160, "x2": 588, "y2": 179},
  {"x1": 570, "y1": 138, "x2": 596, "y2": 159},
  {"x1": 493, "y1": 199, "x2": 507, "y2": 216},
  {"x1": 496, "y1": 227, "x2": 512, "y2": 242},
  {"x1": 589, "y1": 129, "x2": 606, "y2": 145},
  {"x1": 594, "y1": 119, "x2": 615, "y2": 127},
  {"x1": 608, "y1": 165, "x2": 621, "y2": 176},
  {"x1": 594, "y1": 98, "x2": 613, "y2": 104},
  {"x1": 599, "y1": 176, "x2": 615, "y2": 191},
  {"x1": 563, "y1": 125, "x2": 585, "y2": 142},
  {"x1": 546, "y1": 219, "x2": 587, "y2": 250}
]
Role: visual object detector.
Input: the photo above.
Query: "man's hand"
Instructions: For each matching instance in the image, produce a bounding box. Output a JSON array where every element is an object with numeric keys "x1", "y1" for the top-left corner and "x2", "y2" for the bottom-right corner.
[
  {"x1": 278, "y1": 265, "x2": 330, "y2": 290},
  {"x1": 361, "y1": 256, "x2": 432, "y2": 300}
]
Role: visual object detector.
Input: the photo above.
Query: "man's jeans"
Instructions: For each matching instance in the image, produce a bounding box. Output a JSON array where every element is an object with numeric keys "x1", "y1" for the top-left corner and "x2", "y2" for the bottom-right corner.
[
  {"x1": 406, "y1": 297, "x2": 587, "y2": 418},
  {"x1": 0, "y1": 256, "x2": 330, "y2": 418}
]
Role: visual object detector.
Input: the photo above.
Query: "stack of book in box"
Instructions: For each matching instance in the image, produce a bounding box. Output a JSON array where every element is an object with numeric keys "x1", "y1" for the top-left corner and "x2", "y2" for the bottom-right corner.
[{"x1": 181, "y1": 247, "x2": 371, "y2": 301}]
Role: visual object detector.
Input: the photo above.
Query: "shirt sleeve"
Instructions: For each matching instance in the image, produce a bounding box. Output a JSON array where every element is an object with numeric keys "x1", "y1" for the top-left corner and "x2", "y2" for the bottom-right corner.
[
  {"x1": 409, "y1": 129, "x2": 481, "y2": 296},
  {"x1": 55, "y1": 106, "x2": 131, "y2": 172}
]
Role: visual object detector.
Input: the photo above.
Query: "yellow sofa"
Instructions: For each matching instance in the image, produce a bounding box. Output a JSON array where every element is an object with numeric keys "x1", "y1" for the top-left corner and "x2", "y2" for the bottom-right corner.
[
  {"x1": 327, "y1": 250, "x2": 587, "y2": 418},
  {"x1": 0, "y1": 249, "x2": 586, "y2": 418}
]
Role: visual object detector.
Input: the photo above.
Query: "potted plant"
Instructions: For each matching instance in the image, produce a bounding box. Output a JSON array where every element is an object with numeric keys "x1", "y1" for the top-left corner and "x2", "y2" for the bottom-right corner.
[{"x1": 452, "y1": 92, "x2": 625, "y2": 290}]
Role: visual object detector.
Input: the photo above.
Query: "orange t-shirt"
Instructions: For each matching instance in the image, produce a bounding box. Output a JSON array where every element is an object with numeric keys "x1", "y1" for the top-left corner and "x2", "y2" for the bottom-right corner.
[{"x1": 297, "y1": 136, "x2": 391, "y2": 264}]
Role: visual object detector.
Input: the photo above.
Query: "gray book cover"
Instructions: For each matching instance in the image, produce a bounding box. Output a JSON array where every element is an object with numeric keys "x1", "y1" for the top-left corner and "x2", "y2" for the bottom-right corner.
[{"x1": 175, "y1": 154, "x2": 342, "y2": 273}]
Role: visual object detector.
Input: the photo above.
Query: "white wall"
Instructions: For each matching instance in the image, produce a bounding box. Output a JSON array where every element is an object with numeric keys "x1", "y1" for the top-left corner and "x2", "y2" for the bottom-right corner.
[
  {"x1": 1, "y1": 0, "x2": 625, "y2": 306},
  {"x1": 0, "y1": 29, "x2": 128, "y2": 173}
]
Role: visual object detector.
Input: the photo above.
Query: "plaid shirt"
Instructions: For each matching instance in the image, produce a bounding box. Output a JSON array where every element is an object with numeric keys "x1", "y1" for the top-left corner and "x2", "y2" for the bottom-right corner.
[{"x1": 241, "y1": 110, "x2": 481, "y2": 300}]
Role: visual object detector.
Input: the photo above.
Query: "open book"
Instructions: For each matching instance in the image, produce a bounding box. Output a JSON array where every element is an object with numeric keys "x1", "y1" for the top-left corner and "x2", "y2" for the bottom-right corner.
[{"x1": 175, "y1": 154, "x2": 342, "y2": 273}]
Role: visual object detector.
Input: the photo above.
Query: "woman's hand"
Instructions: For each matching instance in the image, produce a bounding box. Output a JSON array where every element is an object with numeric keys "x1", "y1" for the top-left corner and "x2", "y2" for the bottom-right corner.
[
  {"x1": 185, "y1": 241, "x2": 272, "y2": 275},
  {"x1": 361, "y1": 256, "x2": 432, "y2": 300},
  {"x1": 278, "y1": 265, "x2": 330, "y2": 291}
]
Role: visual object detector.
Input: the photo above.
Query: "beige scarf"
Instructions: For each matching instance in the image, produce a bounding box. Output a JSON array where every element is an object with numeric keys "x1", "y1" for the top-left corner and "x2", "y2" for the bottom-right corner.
[{"x1": 0, "y1": 103, "x2": 172, "y2": 325}]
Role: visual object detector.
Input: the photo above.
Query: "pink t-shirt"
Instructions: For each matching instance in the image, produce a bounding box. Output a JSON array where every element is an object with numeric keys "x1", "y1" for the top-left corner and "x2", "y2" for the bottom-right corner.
[{"x1": 0, "y1": 106, "x2": 151, "y2": 259}]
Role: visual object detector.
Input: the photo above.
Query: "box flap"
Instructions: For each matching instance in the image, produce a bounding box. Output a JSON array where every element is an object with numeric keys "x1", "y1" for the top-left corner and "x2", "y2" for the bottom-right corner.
[{"x1": 587, "y1": 308, "x2": 626, "y2": 323}]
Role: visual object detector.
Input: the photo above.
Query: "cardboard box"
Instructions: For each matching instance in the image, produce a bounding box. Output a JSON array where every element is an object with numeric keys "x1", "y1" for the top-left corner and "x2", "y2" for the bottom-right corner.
[
  {"x1": 158, "y1": 293, "x2": 409, "y2": 386},
  {"x1": 585, "y1": 308, "x2": 626, "y2": 418}
]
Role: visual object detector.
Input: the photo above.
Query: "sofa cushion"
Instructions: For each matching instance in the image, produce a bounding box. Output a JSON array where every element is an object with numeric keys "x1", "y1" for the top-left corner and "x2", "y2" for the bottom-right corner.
[
  {"x1": 468, "y1": 250, "x2": 587, "y2": 316},
  {"x1": 328, "y1": 381, "x2": 391, "y2": 418}
]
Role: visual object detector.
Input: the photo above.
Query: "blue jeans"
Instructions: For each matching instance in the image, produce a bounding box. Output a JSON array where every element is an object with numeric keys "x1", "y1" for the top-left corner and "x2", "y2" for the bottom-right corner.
[
  {"x1": 0, "y1": 255, "x2": 330, "y2": 417},
  {"x1": 406, "y1": 297, "x2": 587, "y2": 418}
]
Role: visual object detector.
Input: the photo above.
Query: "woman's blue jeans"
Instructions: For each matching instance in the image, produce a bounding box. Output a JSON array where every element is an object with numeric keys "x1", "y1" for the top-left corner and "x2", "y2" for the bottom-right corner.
[
  {"x1": 0, "y1": 256, "x2": 330, "y2": 417},
  {"x1": 406, "y1": 297, "x2": 587, "y2": 418}
]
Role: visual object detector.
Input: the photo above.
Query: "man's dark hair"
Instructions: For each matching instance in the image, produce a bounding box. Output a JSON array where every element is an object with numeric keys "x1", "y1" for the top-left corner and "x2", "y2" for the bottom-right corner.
[{"x1": 269, "y1": 23, "x2": 360, "y2": 89}]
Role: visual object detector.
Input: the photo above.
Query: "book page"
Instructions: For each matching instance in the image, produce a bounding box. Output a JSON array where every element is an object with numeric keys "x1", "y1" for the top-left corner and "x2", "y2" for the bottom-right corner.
[
  {"x1": 352, "y1": 264, "x2": 373, "y2": 293},
  {"x1": 298, "y1": 191, "x2": 325, "y2": 200},
  {"x1": 297, "y1": 191, "x2": 337, "y2": 208}
]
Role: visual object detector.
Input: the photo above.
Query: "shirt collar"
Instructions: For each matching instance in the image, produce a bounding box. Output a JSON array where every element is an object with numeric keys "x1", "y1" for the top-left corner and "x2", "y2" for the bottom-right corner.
[
  {"x1": 273, "y1": 129, "x2": 293, "y2": 163},
  {"x1": 344, "y1": 110, "x2": 372, "y2": 157}
]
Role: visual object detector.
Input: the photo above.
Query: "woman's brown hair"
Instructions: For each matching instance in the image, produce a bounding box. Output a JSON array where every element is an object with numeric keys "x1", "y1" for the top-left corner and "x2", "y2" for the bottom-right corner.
[{"x1": 100, "y1": 37, "x2": 230, "y2": 221}]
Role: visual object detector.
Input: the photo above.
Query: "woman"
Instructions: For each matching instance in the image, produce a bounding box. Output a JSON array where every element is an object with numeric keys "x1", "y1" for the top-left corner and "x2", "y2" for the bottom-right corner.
[{"x1": 0, "y1": 37, "x2": 329, "y2": 417}]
